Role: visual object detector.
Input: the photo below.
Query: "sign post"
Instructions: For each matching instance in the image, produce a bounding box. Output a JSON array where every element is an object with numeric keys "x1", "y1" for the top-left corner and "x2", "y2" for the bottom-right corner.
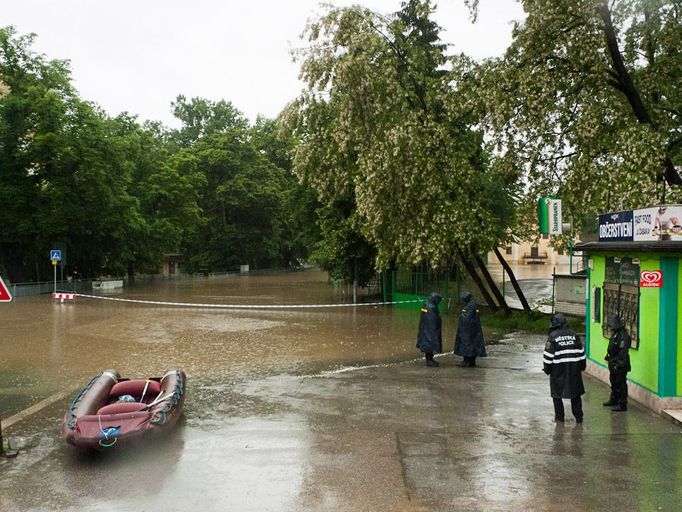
[{"x1": 50, "y1": 250, "x2": 62, "y2": 294}]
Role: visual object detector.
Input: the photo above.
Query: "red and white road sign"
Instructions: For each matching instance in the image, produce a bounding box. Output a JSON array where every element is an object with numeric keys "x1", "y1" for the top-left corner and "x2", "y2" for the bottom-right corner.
[
  {"x1": 640, "y1": 270, "x2": 663, "y2": 288},
  {"x1": 0, "y1": 276, "x2": 12, "y2": 302}
]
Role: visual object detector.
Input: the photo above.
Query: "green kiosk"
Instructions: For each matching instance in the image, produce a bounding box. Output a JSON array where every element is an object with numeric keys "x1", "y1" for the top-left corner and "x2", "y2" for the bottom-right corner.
[{"x1": 575, "y1": 205, "x2": 682, "y2": 416}]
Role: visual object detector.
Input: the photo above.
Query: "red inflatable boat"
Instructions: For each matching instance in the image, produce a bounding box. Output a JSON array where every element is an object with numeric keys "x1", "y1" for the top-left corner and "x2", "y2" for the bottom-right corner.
[{"x1": 62, "y1": 368, "x2": 186, "y2": 449}]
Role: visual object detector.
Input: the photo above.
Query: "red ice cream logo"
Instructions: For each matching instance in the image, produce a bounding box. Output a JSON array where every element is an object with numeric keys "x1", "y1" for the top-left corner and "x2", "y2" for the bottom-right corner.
[{"x1": 640, "y1": 270, "x2": 663, "y2": 288}]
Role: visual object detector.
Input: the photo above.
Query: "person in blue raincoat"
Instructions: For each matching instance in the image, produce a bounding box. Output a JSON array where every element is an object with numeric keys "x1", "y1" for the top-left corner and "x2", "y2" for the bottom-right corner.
[
  {"x1": 416, "y1": 292, "x2": 443, "y2": 367},
  {"x1": 453, "y1": 292, "x2": 486, "y2": 367}
]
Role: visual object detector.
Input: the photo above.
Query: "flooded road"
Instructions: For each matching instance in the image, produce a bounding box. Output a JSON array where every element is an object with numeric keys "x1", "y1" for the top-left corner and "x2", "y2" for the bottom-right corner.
[
  {"x1": 2, "y1": 270, "x2": 682, "y2": 511},
  {"x1": 0, "y1": 270, "x2": 443, "y2": 511},
  {"x1": 1, "y1": 271, "x2": 440, "y2": 417}
]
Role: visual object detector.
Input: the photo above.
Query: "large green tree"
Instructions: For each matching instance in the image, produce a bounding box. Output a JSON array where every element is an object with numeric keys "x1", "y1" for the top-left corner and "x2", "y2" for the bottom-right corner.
[
  {"x1": 122, "y1": 118, "x2": 204, "y2": 274},
  {"x1": 469, "y1": 0, "x2": 682, "y2": 228},
  {"x1": 251, "y1": 116, "x2": 321, "y2": 268},
  {"x1": 0, "y1": 27, "x2": 139, "y2": 279},
  {"x1": 286, "y1": 1, "x2": 521, "y2": 309},
  {"x1": 171, "y1": 101, "x2": 292, "y2": 272},
  {"x1": 0, "y1": 27, "x2": 203, "y2": 280}
]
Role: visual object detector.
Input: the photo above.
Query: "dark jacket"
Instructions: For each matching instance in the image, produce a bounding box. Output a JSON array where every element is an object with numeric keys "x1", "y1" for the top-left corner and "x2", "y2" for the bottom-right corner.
[
  {"x1": 453, "y1": 293, "x2": 486, "y2": 358},
  {"x1": 416, "y1": 293, "x2": 442, "y2": 354},
  {"x1": 543, "y1": 314, "x2": 586, "y2": 399},
  {"x1": 605, "y1": 316, "x2": 631, "y2": 373}
]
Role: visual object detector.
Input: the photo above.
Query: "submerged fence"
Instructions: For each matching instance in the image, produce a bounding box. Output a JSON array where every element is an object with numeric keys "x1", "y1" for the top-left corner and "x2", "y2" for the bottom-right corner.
[
  {"x1": 6, "y1": 266, "x2": 321, "y2": 299},
  {"x1": 381, "y1": 269, "x2": 457, "y2": 309}
]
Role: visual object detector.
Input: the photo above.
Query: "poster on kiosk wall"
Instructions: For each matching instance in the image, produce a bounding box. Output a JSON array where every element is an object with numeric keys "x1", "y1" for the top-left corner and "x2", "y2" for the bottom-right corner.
[{"x1": 633, "y1": 205, "x2": 682, "y2": 241}]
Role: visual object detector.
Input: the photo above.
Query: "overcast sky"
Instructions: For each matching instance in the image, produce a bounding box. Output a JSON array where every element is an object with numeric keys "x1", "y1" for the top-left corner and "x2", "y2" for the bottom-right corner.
[{"x1": 3, "y1": 0, "x2": 524, "y2": 127}]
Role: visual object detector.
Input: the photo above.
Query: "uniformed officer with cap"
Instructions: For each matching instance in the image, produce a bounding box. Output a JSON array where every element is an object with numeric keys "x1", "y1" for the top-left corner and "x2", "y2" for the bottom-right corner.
[{"x1": 603, "y1": 314, "x2": 631, "y2": 412}]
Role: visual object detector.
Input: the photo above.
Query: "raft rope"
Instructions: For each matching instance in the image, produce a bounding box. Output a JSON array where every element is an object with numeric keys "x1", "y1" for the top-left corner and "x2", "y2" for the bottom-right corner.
[
  {"x1": 140, "y1": 380, "x2": 150, "y2": 403},
  {"x1": 74, "y1": 293, "x2": 422, "y2": 310},
  {"x1": 97, "y1": 415, "x2": 118, "y2": 448},
  {"x1": 151, "y1": 370, "x2": 184, "y2": 426}
]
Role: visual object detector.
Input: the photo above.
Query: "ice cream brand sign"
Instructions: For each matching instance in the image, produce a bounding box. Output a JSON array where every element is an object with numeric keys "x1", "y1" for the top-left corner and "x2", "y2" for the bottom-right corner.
[{"x1": 640, "y1": 270, "x2": 663, "y2": 288}]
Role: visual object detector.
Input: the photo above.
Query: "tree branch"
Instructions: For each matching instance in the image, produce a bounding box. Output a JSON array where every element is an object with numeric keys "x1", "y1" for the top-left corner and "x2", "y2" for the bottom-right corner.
[{"x1": 597, "y1": 1, "x2": 682, "y2": 185}]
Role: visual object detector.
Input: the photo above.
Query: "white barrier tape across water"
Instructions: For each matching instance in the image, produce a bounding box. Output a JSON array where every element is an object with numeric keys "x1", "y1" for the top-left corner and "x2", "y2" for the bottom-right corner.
[{"x1": 74, "y1": 293, "x2": 423, "y2": 310}]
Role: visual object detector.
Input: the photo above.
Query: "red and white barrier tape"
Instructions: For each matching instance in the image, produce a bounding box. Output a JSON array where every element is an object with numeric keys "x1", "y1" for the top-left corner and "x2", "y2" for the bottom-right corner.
[{"x1": 74, "y1": 293, "x2": 422, "y2": 309}]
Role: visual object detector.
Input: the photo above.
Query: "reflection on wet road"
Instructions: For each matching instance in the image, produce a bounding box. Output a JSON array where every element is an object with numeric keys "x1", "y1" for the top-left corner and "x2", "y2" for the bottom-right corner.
[{"x1": 1, "y1": 270, "x2": 681, "y2": 511}]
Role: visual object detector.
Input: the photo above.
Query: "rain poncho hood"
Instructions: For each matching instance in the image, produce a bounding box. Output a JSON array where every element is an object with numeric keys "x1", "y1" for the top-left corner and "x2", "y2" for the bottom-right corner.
[
  {"x1": 453, "y1": 294, "x2": 486, "y2": 358},
  {"x1": 428, "y1": 292, "x2": 442, "y2": 307}
]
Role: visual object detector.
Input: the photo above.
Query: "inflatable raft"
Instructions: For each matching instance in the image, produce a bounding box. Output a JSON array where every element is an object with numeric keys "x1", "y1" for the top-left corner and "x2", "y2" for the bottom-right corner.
[{"x1": 62, "y1": 368, "x2": 186, "y2": 449}]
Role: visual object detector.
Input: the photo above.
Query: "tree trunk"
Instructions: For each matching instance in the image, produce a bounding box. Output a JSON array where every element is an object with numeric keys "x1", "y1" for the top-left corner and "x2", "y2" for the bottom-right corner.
[
  {"x1": 494, "y1": 247, "x2": 532, "y2": 313},
  {"x1": 597, "y1": 1, "x2": 682, "y2": 186},
  {"x1": 474, "y1": 254, "x2": 511, "y2": 316},
  {"x1": 458, "y1": 251, "x2": 498, "y2": 313}
]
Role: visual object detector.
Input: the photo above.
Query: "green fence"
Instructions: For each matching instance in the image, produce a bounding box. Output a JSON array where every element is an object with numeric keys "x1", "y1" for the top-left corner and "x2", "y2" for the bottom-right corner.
[{"x1": 381, "y1": 269, "x2": 455, "y2": 309}]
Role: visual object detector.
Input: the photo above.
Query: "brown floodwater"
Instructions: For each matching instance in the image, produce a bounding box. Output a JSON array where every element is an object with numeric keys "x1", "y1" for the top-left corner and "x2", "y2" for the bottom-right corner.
[
  {"x1": 0, "y1": 270, "x2": 463, "y2": 511},
  {"x1": 1, "y1": 270, "x2": 458, "y2": 419}
]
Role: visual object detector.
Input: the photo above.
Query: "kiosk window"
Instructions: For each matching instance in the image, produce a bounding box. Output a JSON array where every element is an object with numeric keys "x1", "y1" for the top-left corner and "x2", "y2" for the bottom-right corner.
[
  {"x1": 602, "y1": 271, "x2": 640, "y2": 349},
  {"x1": 603, "y1": 282, "x2": 620, "y2": 335}
]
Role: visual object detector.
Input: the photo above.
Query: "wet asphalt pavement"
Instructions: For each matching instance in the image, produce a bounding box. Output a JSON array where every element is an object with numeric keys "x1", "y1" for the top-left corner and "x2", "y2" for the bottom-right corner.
[{"x1": 1, "y1": 270, "x2": 682, "y2": 511}]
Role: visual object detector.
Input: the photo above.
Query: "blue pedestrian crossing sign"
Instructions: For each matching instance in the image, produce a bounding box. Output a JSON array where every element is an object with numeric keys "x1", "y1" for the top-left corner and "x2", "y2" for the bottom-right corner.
[{"x1": 50, "y1": 250, "x2": 62, "y2": 262}]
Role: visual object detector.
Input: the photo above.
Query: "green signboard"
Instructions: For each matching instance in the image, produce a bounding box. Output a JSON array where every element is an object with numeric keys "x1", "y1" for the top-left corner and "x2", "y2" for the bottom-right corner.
[{"x1": 538, "y1": 196, "x2": 562, "y2": 235}]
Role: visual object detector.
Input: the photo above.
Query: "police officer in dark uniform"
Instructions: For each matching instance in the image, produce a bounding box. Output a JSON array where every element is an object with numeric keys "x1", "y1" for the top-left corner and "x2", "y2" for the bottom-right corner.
[
  {"x1": 543, "y1": 314, "x2": 586, "y2": 423},
  {"x1": 603, "y1": 314, "x2": 631, "y2": 412},
  {"x1": 416, "y1": 292, "x2": 443, "y2": 367}
]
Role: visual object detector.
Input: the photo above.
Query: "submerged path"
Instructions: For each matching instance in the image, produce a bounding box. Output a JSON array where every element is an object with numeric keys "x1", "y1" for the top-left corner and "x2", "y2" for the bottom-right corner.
[{"x1": 2, "y1": 332, "x2": 681, "y2": 511}]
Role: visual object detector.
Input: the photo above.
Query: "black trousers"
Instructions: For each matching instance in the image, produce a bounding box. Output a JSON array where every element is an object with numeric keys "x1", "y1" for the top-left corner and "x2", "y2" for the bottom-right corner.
[
  {"x1": 463, "y1": 356, "x2": 476, "y2": 367},
  {"x1": 609, "y1": 371, "x2": 628, "y2": 406},
  {"x1": 425, "y1": 352, "x2": 435, "y2": 362},
  {"x1": 553, "y1": 397, "x2": 583, "y2": 421}
]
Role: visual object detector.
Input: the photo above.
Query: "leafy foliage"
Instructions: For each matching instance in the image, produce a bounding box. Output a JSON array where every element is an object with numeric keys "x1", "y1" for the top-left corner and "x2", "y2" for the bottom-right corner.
[
  {"x1": 0, "y1": 27, "x2": 318, "y2": 281},
  {"x1": 285, "y1": 1, "x2": 521, "y2": 269},
  {"x1": 468, "y1": 0, "x2": 682, "y2": 233}
]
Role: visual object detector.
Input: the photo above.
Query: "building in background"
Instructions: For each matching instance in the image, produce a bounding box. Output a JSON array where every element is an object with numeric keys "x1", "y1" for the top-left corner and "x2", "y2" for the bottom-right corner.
[{"x1": 488, "y1": 234, "x2": 570, "y2": 267}]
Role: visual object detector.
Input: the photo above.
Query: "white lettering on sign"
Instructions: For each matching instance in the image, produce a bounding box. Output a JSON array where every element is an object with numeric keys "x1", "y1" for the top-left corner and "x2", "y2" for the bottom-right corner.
[
  {"x1": 599, "y1": 222, "x2": 632, "y2": 239},
  {"x1": 633, "y1": 207, "x2": 659, "y2": 241},
  {"x1": 550, "y1": 200, "x2": 562, "y2": 235}
]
